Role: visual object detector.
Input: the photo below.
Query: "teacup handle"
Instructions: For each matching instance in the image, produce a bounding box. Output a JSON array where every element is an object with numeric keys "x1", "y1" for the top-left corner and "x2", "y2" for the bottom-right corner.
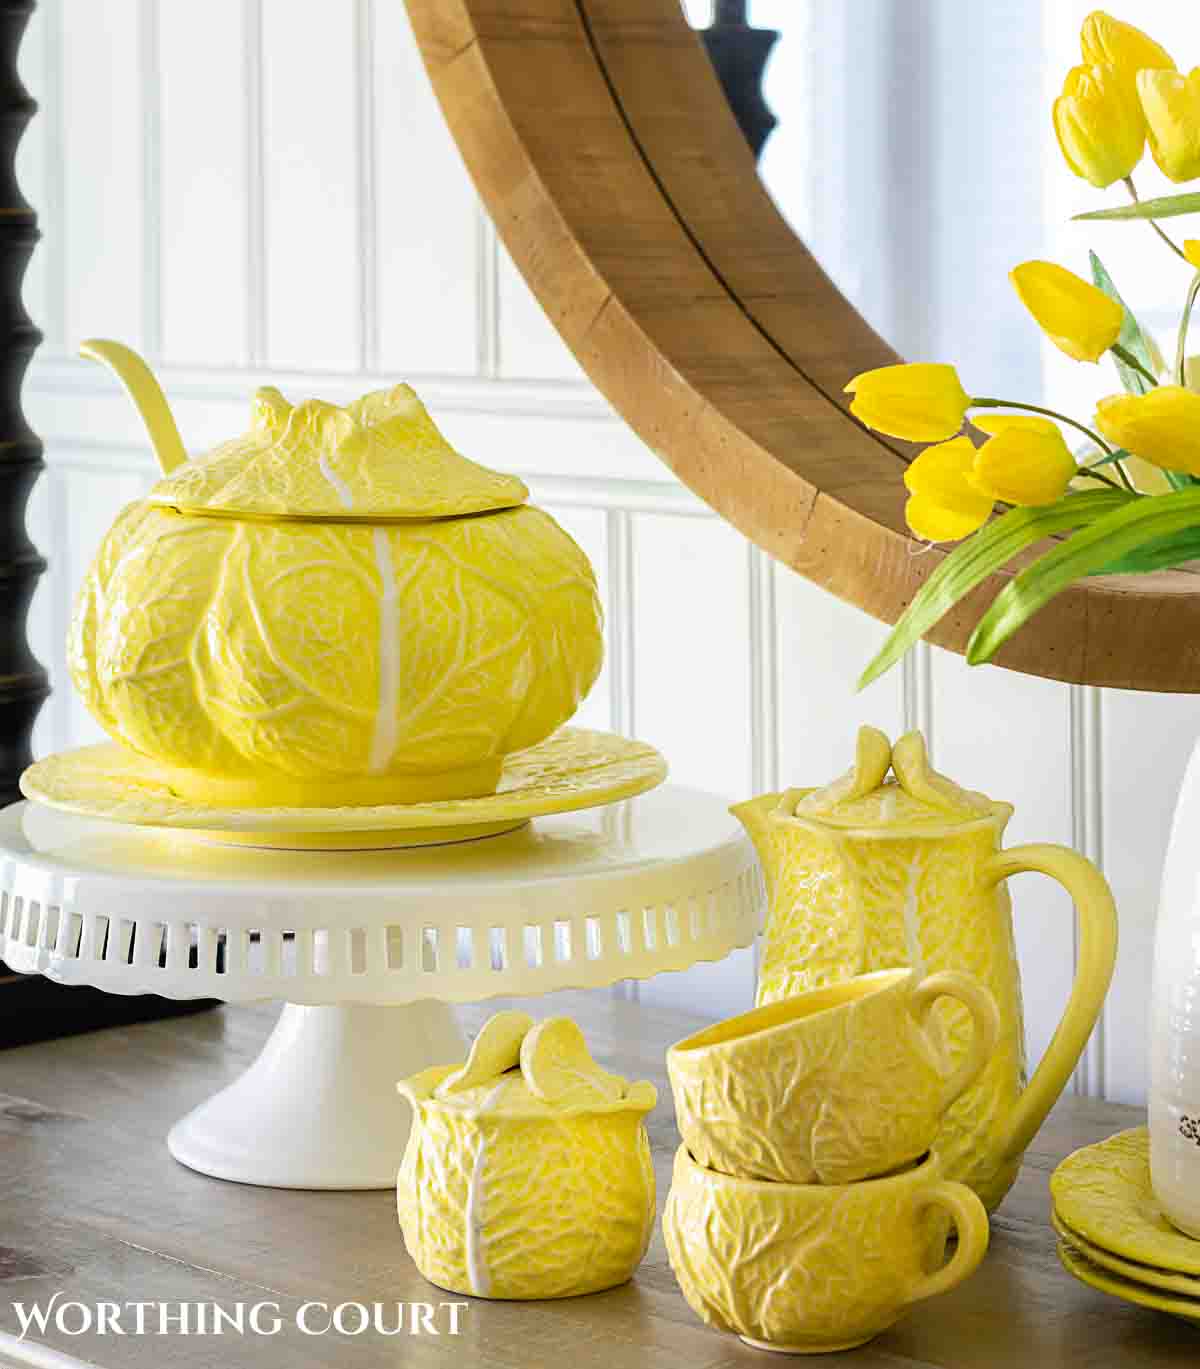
[
  {"x1": 983, "y1": 844, "x2": 1118, "y2": 1165},
  {"x1": 906, "y1": 1180, "x2": 990, "y2": 1305},
  {"x1": 908, "y1": 971, "x2": 1000, "y2": 1113}
]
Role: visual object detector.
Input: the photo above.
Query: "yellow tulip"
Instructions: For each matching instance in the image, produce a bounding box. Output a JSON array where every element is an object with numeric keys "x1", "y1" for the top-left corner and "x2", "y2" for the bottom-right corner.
[
  {"x1": 1095, "y1": 387, "x2": 1200, "y2": 474},
  {"x1": 903, "y1": 437, "x2": 995, "y2": 543},
  {"x1": 1081, "y1": 12, "x2": 1175, "y2": 107},
  {"x1": 970, "y1": 415, "x2": 1077, "y2": 506},
  {"x1": 1138, "y1": 68, "x2": 1200, "y2": 183},
  {"x1": 1185, "y1": 241, "x2": 1200, "y2": 269},
  {"x1": 844, "y1": 363, "x2": 970, "y2": 442},
  {"x1": 1054, "y1": 64, "x2": 1145, "y2": 187},
  {"x1": 1009, "y1": 261, "x2": 1124, "y2": 363}
]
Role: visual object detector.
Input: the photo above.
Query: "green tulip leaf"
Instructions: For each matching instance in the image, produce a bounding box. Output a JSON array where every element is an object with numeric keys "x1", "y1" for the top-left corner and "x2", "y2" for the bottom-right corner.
[
  {"x1": 966, "y1": 489, "x2": 1200, "y2": 664},
  {"x1": 1081, "y1": 446, "x2": 1133, "y2": 469},
  {"x1": 857, "y1": 490, "x2": 1133, "y2": 690},
  {"x1": 1090, "y1": 253, "x2": 1155, "y2": 395},
  {"x1": 1091, "y1": 525, "x2": 1200, "y2": 574},
  {"x1": 1075, "y1": 192, "x2": 1200, "y2": 223}
]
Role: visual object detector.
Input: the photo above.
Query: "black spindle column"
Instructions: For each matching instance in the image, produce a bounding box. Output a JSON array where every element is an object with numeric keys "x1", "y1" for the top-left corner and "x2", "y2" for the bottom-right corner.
[
  {"x1": 700, "y1": 0, "x2": 779, "y2": 163},
  {"x1": 0, "y1": 0, "x2": 47, "y2": 810},
  {"x1": 0, "y1": 3, "x2": 218, "y2": 1041}
]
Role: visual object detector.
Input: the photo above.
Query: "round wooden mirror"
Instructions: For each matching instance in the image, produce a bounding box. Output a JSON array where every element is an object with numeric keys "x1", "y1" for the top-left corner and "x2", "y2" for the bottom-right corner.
[{"x1": 405, "y1": 0, "x2": 1200, "y2": 692}]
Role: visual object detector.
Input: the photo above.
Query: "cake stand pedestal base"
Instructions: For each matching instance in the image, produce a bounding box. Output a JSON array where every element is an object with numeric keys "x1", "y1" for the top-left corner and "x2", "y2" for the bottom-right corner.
[
  {"x1": 166, "y1": 1000, "x2": 464, "y2": 1190},
  {"x1": 1, "y1": 788, "x2": 760, "y2": 1191}
]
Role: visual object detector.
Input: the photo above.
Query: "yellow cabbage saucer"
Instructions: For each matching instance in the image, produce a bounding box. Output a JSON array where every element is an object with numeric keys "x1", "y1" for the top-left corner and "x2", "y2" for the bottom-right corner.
[
  {"x1": 1058, "y1": 1238, "x2": 1200, "y2": 1328},
  {"x1": 1050, "y1": 1127, "x2": 1200, "y2": 1276},
  {"x1": 1050, "y1": 1209, "x2": 1200, "y2": 1298},
  {"x1": 397, "y1": 1012, "x2": 657, "y2": 1299},
  {"x1": 19, "y1": 727, "x2": 667, "y2": 850}
]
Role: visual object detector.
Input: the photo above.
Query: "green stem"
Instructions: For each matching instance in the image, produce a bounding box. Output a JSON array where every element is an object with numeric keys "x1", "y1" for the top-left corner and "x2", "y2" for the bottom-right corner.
[
  {"x1": 1176, "y1": 272, "x2": 1200, "y2": 386},
  {"x1": 971, "y1": 397, "x2": 1135, "y2": 492},
  {"x1": 1111, "y1": 343, "x2": 1158, "y2": 386},
  {"x1": 1075, "y1": 466, "x2": 1124, "y2": 490},
  {"x1": 1124, "y1": 176, "x2": 1191, "y2": 264}
]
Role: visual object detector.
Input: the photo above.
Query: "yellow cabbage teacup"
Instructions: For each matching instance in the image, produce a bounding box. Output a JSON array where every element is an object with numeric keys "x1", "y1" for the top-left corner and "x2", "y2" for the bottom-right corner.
[
  {"x1": 68, "y1": 342, "x2": 604, "y2": 807},
  {"x1": 664, "y1": 1147, "x2": 989, "y2": 1354},
  {"x1": 396, "y1": 1012, "x2": 657, "y2": 1300},
  {"x1": 668, "y1": 967, "x2": 999, "y2": 1185}
]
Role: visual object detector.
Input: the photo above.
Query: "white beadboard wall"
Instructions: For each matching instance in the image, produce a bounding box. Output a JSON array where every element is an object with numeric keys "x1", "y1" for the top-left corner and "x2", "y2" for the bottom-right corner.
[{"x1": 14, "y1": 0, "x2": 1195, "y2": 1106}]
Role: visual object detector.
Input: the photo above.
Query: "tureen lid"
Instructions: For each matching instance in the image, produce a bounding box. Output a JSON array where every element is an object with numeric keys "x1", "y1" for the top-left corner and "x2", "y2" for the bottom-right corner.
[
  {"x1": 776, "y1": 727, "x2": 999, "y2": 830},
  {"x1": 147, "y1": 384, "x2": 529, "y2": 521}
]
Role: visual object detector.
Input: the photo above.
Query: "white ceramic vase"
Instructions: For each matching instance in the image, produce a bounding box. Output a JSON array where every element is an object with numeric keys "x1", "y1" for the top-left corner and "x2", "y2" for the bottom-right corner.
[{"x1": 1150, "y1": 739, "x2": 1200, "y2": 1238}]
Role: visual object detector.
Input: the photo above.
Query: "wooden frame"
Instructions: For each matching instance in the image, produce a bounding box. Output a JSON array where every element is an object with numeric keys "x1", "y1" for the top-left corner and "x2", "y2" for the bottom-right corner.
[{"x1": 405, "y1": 0, "x2": 1200, "y2": 693}]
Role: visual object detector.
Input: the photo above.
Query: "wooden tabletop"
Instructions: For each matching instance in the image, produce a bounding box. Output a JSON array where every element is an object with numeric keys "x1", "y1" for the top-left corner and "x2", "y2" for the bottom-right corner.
[{"x1": 1, "y1": 992, "x2": 1196, "y2": 1367}]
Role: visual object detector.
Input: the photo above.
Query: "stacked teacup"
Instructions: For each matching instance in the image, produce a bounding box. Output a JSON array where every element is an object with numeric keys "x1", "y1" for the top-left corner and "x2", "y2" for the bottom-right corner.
[{"x1": 664, "y1": 967, "x2": 1000, "y2": 1354}]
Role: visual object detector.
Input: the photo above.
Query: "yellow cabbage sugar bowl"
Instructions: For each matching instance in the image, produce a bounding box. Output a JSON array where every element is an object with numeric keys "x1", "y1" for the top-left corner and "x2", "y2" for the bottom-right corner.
[
  {"x1": 67, "y1": 342, "x2": 603, "y2": 808},
  {"x1": 397, "y1": 1012, "x2": 657, "y2": 1300}
]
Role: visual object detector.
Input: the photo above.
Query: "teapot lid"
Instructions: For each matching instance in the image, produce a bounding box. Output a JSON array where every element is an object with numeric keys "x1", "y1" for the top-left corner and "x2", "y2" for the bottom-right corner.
[
  {"x1": 147, "y1": 384, "x2": 529, "y2": 521},
  {"x1": 777, "y1": 727, "x2": 997, "y2": 830}
]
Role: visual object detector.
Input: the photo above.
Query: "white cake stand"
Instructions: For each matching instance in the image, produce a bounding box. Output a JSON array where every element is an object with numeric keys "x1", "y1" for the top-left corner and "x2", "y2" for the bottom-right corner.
[{"x1": 0, "y1": 788, "x2": 760, "y2": 1189}]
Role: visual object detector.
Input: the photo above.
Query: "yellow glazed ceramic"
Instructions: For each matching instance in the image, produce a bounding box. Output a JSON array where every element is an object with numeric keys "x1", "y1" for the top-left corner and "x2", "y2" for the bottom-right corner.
[
  {"x1": 1051, "y1": 1128, "x2": 1200, "y2": 1276},
  {"x1": 396, "y1": 1012, "x2": 656, "y2": 1299},
  {"x1": 667, "y1": 966, "x2": 999, "y2": 1185},
  {"x1": 19, "y1": 727, "x2": 666, "y2": 849},
  {"x1": 1050, "y1": 1210, "x2": 1200, "y2": 1297},
  {"x1": 733, "y1": 726, "x2": 1118, "y2": 1211},
  {"x1": 65, "y1": 341, "x2": 603, "y2": 808},
  {"x1": 663, "y1": 1147, "x2": 989, "y2": 1355},
  {"x1": 1057, "y1": 1238, "x2": 1200, "y2": 1328}
]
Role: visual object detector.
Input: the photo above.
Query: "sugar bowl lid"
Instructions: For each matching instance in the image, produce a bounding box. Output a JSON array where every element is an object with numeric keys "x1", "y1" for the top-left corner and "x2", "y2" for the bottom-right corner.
[
  {"x1": 777, "y1": 727, "x2": 998, "y2": 829},
  {"x1": 147, "y1": 383, "x2": 529, "y2": 521},
  {"x1": 398, "y1": 1011, "x2": 657, "y2": 1119}
]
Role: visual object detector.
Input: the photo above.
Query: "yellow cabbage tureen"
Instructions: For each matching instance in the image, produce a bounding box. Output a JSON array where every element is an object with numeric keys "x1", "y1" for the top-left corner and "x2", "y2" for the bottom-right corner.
[
  {"x1": 397, "y1": 1012, "x2": 657, "y2": 1299},
  {"x1": 67, "y1": 343, "x2": 604, "y2": 807}
]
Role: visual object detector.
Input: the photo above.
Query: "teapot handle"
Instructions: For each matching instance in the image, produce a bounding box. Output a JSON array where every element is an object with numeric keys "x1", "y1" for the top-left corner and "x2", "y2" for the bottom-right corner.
[{"x1": 983, "y1": 844, "x2": 1118, "y2": 1164}]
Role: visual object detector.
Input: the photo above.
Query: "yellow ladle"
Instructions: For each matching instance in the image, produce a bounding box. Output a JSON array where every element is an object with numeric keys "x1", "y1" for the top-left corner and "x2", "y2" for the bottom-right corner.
[{"x1": 80, "y1": 338, "x2": 188, "y2": 475}]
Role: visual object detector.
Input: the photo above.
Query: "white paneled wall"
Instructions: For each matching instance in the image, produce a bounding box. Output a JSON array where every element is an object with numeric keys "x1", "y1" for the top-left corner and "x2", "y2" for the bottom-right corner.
[{"x1": 15, "y1": 0, "x2": 1196, "y2": 1105}]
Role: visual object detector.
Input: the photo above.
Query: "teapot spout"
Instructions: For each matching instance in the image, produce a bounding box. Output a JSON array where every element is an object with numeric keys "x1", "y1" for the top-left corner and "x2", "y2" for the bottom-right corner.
[
  {"x1": 80, "y1": 338, "x2": 188, "y2": 474},
  {"x1": 731, "y1": 792, "x2": 783, "y2": 887}
]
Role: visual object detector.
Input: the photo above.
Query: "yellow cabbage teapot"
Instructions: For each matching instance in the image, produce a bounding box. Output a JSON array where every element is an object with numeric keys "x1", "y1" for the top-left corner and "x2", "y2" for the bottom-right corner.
[
  {"x1": 67, "y1": 341, "x2": 603, "y2": 807},
  {"x1": 733, "y1": 726, "x2": 1118, "y2": 1211}
]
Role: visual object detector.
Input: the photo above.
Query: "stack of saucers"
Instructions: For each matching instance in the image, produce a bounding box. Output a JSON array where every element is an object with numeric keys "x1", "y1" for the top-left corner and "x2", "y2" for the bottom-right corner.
[
  {"x1": 1051, "y1": 1127, "x2": 1200, "y2": 1326},
  {"x1": 660, "y1": 967, "x2": 1000, "y2": 1354}
]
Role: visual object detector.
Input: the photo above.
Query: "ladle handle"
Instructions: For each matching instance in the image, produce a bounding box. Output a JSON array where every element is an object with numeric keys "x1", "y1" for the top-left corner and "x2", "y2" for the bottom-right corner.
[
  {"x1": 80, "y1": 338, "x2": 188, "y2": 474},
  {"x1": 984, "y1": 843, "x2": 1118, "y2": 1164}
]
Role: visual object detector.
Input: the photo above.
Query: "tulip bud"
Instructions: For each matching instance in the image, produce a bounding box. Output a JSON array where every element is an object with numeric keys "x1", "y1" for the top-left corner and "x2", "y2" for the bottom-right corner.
[
  {"x1": 969, "y1": 415, "x2": 1077, "y2": 506},
  {"x1": 844, "y1": 363, "x2": 971, "y2": 443},
  {"x1": 1095, "y1": 387, "x2": 1200, "y2": 474},
  {"x1": 1009, "y1": 261, "x2": 1124, "y2": 363},
  {"x1": 1054, "y1": 64, "x2": 1144, "y2": 188},
  {"x1": 1081, "y1": 12, "x2": 1175, "y2": 106},
  {"x1": 903, "y1": 437, "x2": 995, "y2": 543},
  {"x1": 1138, "y1": 68, "x2": 1200, "y2": 183}
]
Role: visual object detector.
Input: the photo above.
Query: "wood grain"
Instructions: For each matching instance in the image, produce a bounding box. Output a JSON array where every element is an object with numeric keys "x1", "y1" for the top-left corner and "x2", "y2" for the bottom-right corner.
[
  {"x1": 402, "y1": 0, "x2": 1200, "y2": 693},
  {"x1": 0, "y1": 994, "x2": 1195, "y2": 1366}
]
